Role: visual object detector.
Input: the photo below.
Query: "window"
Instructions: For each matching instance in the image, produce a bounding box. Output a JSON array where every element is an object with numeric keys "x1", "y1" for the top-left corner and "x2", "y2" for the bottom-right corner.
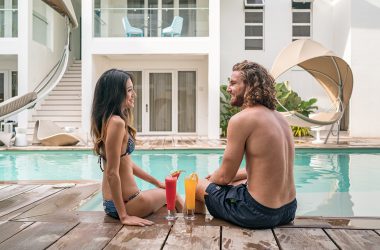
[
  {"x1": 33, "y1": 0, "x2": 50, "y2": 46},
  {"x1": 244, "y1": 0, "x2": 264, "y2": 7},
  {"x1": 244, "y1": 7, "x2": 264, "y2": 50},
  {"x1": 292, "y1": 1, "x2": 312, "y2": 41}
]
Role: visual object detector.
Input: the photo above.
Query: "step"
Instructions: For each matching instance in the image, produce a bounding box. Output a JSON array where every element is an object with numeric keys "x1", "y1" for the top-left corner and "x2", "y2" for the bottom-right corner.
[
  {"x1": 42, "y1": 100, "x2": 81, "y2": 105},
  {"x1": 57, "y1": 82, "x2": 82, "y2": 87},
  {"x1": 59, "y1": 78, "x2": 81, "y2": 82},
  {"x1": 27, "y1": 121, "x2": 82, "y2": 128},
  {"x1": 49, "y1": 90, "x2": 82, "y2": 96},
  {"x1": 37, "y1": 104, "x2": 81, "y2": 111},
  {"x1": 31, "y1": 116, "x2": 82, "y2": 122},
  {"x1": 32, "y1": 110, "x2": 82, "y2": 116},
  {"x1": 44, "y1": 96, "x2": 82, "y2": 100},
  {"x1": 53, "y1": 86, "x2": 82, "y2": 91}
]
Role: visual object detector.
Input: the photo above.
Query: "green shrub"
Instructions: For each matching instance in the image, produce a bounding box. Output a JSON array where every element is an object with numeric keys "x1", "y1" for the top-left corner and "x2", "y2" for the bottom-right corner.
[{"x1": 219, "y1": 81, "x2": 318, "y2": 138}]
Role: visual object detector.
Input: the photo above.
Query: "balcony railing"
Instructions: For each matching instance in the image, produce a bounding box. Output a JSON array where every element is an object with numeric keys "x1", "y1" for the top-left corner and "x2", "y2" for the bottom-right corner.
[
  {"x1": 93, "y1": 7, "x2": 209, "y2": 38},
  {"x1": 0, "y1": 8, "x2": 18, "y2": 38}
]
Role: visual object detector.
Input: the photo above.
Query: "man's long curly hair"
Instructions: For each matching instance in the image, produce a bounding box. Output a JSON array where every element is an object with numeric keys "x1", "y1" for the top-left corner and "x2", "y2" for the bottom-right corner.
[{"x1": 232, "y1": 60, "x2": 276, "y2": 110}]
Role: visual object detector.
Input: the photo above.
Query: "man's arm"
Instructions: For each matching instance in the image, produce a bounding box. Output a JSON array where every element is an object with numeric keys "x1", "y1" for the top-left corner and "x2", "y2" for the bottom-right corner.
[{"x1": 209, "y1": 114, "x2": 248, "y2": 185}]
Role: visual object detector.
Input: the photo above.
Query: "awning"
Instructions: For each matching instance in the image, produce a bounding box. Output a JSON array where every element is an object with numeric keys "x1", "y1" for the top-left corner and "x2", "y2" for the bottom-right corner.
[{"x1": 270, "y1": 39, "x2": 353, "y2": 108}]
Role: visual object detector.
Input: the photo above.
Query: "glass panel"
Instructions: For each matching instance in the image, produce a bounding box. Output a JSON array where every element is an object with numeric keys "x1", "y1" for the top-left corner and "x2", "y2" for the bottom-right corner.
[
  {"x1": 245, "y1": 12, "x2": 263, "y2": 23},
  {"x1": 149, "y1": 73, "x2": 172, "y2": 132},
  {"x1": 292, "y1": 2, "x2": 311, "y2": 9},
  {"x1": 293, "y1": 25, "x2": 310, "y2": 36},
  {"x1": 11, "y1": 71, "x2": 17, "y2": 97},
  {"x1": 0, "y1": 0, "x2": 18, "y2": 38},
  {"x1": 130, "y1": 71, "x2": 142, "y2": 132},
  {"x1": 245, "y1": 39, "x2": 263, "y2": 50},
  {"x1": 178, "y1": 71, "x2": 196, "y2": 132},
  {"x1": 245, "y1": 25, "x2": 262, "y2": 36},
  {"x1": 33, "y1": 0, "x2": 48, "y2": 45},
  {"x1": 93, "y1": 0, "x2": 209, "y2": 37},
  {"x1": 0, "y1": 73, "x2": 4, "y2": 103},
  {"x1": 293, "y1": 12, "x2": 310, "y2": 23},
  {"x1": 179, "y1": 0, "x2": 196, "y2": 37}
]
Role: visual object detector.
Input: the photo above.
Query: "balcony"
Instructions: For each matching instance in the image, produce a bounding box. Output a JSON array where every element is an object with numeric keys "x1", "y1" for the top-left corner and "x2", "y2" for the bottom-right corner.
[
  {"x1": 0, "y1": 4, "x2": 18, "y2": 38},
  {"x1": 93, "y1": 0, "x2": 209, "y2": 38}
]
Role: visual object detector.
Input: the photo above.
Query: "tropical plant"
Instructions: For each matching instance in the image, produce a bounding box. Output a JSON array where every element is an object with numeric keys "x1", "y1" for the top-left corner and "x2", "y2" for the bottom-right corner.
[
  {"x1": 220, "y1": 85, "x2": 240, "y2": 137},
  {"x1": 275, "y1": 81, "x2": 318, "y2": 137},
  {"x1": 219, "y1": 81, "x2": 319, "y2": 138}
]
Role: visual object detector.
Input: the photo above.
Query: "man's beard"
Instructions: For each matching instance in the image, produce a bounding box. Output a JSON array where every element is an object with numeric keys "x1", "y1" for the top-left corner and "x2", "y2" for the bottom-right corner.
[{"x1": 230, "y1": 93, "x2": 244, "y2": 107}]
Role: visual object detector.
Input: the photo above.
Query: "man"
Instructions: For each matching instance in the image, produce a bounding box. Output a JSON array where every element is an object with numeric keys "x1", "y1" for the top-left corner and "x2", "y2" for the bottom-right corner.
[{"x1": 195, "y1": 60, "x2": 297, "y2": 229}]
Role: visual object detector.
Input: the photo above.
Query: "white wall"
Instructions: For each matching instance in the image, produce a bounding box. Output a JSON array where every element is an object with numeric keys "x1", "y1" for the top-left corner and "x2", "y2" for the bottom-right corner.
[
  {"x1": 91, "y1": 55, "x2": 209, "y2": 136},
  {"x1": 349, "y1": 0, "x2": 380, "y2": 137},
  {"x1": 0, "y1": 55, "x2": 17, "y2": 70},
  {"x1": 220, "y1": 0, "x2": 338, "y2": 116},
  {"x1": 29, "y1": 3, "x2": 67, "y2": 91}
]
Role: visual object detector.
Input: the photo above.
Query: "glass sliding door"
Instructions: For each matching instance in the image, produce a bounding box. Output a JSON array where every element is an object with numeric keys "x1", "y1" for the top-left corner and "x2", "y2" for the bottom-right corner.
[
  {"x1": 149, "y1": 72, "x2": 172, "y2": 132},
  {"x1": 178, "y1": 71, "x2": 196, "y2": 132}
]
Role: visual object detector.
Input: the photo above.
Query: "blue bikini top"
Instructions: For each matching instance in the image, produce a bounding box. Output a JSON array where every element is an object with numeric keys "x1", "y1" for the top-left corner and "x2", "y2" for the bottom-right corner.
[{"x1": 98, "y1": 131, "x2": 135, "y2": 172}]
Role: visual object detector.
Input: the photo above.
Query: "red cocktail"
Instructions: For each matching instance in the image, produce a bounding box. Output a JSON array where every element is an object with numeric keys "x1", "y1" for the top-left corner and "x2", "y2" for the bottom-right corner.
[{"x1": 165, "y1": 175, "x2": 177, "y2": 220}]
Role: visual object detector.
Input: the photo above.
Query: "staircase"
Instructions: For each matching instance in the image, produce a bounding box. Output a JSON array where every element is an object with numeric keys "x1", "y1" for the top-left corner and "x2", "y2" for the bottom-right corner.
[{"x1": 28, "y1": 60, "x2": 82, "y2": 136}]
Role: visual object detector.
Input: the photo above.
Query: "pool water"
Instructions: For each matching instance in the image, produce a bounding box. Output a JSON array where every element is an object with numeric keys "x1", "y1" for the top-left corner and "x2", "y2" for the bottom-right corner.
[{"x1": 1, "y1": 149, "x2": 380, "y2": 217}]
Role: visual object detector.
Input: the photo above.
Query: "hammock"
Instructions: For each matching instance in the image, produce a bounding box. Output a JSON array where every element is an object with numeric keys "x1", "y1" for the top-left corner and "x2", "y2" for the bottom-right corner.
[{"x1": 271, "y1": 39, "x2": 353, "y2": 143}]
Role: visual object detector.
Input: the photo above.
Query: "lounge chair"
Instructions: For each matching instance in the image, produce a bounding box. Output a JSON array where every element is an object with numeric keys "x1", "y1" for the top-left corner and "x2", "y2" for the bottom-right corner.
[{"x1": 33, "y1": 120, "x2": 80, "y2": 146}]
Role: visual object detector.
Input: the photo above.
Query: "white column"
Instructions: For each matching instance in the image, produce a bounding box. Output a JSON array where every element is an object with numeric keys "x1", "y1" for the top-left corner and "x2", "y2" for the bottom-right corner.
[
  {"x1": 81, "y1": 0, "x2": 93, "y2": 141},
  {"x1": 207, "y1": 0, "x2": 220, "y2": 139},
  {"x1": 16, "y1": 0, "x2": 31, "y2": 128}
]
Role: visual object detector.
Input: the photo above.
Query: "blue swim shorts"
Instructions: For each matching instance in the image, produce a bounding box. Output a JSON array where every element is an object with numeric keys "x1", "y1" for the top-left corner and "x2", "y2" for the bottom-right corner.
[
  {"x1": 204, "y1": 183, "x2": 297, "y2": 229},
  {"x1": 103, "y1": 200, "x2": 119, "y2": 219}
]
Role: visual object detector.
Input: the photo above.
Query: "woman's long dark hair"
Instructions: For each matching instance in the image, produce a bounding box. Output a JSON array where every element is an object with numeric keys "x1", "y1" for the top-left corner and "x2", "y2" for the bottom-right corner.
[{"x1": 90, "y1": 69, "x2": 136, "y2": 156}]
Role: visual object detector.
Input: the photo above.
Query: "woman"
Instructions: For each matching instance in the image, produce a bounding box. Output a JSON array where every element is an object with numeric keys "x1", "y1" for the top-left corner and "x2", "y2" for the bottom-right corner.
[{"x1": 91, "y1": 69, "x2": 183, "y2": 226}]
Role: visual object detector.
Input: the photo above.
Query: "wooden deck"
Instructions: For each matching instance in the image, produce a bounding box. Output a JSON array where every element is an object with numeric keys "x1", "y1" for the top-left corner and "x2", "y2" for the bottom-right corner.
[{"x1": 1, "y1": 183, "x2": 380, "y2": 249}]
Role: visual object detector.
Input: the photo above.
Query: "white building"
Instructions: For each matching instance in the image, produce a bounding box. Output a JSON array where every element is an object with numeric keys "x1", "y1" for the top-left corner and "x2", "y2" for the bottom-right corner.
[{"x1": 1, "y1": 0, "x2": 379, "y2": 140}]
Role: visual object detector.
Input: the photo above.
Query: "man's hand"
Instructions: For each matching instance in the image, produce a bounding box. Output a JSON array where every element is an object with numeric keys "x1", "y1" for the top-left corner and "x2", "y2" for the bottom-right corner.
[{"x1": 120, "y1": 215, "x2": 154, "y2": 226}]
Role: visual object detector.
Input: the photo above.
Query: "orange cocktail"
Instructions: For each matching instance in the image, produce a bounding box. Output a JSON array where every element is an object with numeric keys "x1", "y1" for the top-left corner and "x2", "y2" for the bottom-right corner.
[{"x1": 184, "y1": 173, "x2": 198, "y2": 220}]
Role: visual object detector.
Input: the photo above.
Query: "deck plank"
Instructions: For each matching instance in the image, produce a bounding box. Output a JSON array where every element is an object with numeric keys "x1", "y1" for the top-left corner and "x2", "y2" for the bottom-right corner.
[
  {"x1": 0, "y1": 185, "x2": 62, "y2": 217},
  {"x1": 221, "y1": 226, "x2": 279, "y2": 249},
  {"x1": 104, "y1": 224, "x2": 171, "y2": 250},
  {"x1": 325, "y1": 229, "x2": 380, "y2": 250},
  {"x1": 0, "y1": 222, "x2": 77, "y2": 250},
  {"x1": 164, "y1": 218, "x2": 220, "y2": 250},
  {"x1": 0, "y1": 221, "x2": 33, "y2": 244},
  {"x1": 0, "y1": 184, "x2": 40, "y2": 201},
  {"x1": 47, "y1": 222, "x2": 122, "y2": 250},
  {"x1": 13, "y1": 183, "x2": 100, "y2": 220},
  {"x1": 274, "y1": 228, "x2": 338, "y2": 249}
]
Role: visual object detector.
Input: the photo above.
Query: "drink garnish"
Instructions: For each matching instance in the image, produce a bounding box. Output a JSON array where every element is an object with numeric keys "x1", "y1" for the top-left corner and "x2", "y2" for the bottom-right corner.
[{"x1": 171, "y1": 170, "x2": 185, "y2": 178}]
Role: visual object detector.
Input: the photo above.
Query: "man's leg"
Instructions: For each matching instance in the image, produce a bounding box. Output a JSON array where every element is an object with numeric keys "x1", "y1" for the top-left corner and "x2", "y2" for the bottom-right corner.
[{"x1": 195, "y1": 178, "x2": 211, "y2": 213}]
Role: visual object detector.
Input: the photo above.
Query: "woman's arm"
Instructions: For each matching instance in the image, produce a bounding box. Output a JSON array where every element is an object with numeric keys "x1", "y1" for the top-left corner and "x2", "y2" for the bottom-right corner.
[
  {"x1": 131, "y1": 161, "x2": 165, "y2": 188},
  {"x1": 105, "y1": 117, "x2": 153, "y2": 226}
]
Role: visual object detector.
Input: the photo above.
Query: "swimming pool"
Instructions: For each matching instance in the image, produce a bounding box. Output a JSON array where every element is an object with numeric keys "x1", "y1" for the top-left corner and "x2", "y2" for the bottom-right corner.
[{"x1": 1, "y1": 149, "x2": 380, "y2": 217}]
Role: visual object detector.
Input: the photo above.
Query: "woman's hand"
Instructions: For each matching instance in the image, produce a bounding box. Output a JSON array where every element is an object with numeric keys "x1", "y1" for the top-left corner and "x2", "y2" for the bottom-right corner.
[
  {"x1": 155, "y1": 180, "x2": 165, "y2": 189},
  {"x1": 120, "y1": 215, "x2": 154, "y2": 226}
]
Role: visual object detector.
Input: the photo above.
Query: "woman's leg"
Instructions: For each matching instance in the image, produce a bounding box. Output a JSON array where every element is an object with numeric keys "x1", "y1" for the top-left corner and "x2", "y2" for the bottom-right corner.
[{"x1": 126, "y1": 188, "x2": 166, "y2": 218}]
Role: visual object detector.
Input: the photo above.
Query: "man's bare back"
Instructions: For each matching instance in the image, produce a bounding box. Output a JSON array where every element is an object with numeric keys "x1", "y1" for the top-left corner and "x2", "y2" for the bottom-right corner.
[{"x1": 238, "y1": 106, "x2": 296, "y2": 208}]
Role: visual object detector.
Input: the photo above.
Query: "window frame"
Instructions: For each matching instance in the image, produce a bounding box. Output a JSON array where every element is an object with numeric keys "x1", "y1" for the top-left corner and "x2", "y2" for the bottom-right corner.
[
  {"x1": 244, "y1": 8, "x2": 264, "y2": 51},
  {"x1": 292, "y1": 3, "x2": 312, "y2": 41}
]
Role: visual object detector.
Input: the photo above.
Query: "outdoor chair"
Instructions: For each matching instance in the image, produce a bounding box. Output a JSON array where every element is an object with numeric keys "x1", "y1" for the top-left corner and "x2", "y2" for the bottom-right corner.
[
  {"x1": 33, "y1": 120, "x2": 80, "y2": 146},
  {"x1": 122, "y1": 16, "x2": 143, "y2": 37},
  {"x1": 162, "y1": 16, "x2": 183, "y2": 37}
]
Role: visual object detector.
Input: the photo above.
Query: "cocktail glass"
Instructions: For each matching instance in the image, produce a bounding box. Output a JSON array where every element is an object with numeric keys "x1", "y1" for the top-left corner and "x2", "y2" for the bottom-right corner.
[
  {"x1": 184, "y1": 174, "x2": 198, "y2": 220},
  {"x1": 165, "y1": 175, "x2": 177, "y2": 221}
]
